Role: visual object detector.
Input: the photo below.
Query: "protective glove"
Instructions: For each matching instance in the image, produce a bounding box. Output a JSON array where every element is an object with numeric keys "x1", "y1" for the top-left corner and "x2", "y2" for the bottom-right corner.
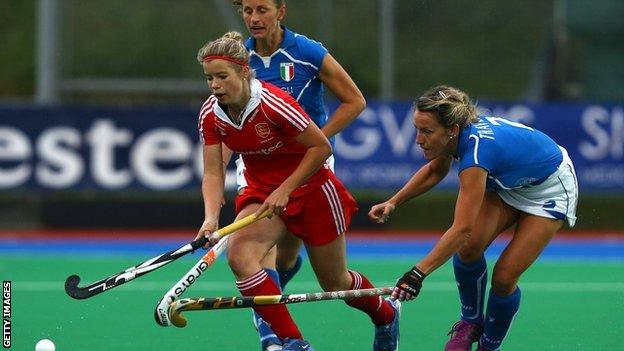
[{"x1": 391, "y1": 266, "x2": 426, "y2": 301}]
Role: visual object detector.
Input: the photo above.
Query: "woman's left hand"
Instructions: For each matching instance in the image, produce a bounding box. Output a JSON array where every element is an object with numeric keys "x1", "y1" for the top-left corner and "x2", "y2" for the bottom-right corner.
[
  {"x1": 195, "y1": 218, "x2": 219, "y2": 248},
  {"x1": 391, "y1": 266, "x2": 427, "y2": 301}
]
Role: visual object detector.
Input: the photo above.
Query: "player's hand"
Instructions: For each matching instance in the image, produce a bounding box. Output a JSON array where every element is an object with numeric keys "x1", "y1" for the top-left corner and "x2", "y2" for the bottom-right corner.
[
  {"x1": 368, "y1": 201, "x2": 396, "y2": 224},
  {"x1": 195, "y1": 218, "x2": 218, "y2": 248},
  {"x1": 255, "y1": 187, "x2": 290, "y2": 219},
  {"x1": 391, "y1": 266, "x2": 426, "y2": 301}
]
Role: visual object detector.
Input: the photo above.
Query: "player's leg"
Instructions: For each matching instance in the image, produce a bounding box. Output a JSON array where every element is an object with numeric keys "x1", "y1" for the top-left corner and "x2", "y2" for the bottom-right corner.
[
  {"x1": 275, "y1": 232, "x2": 304, "y2": 289},
  {"x1": 301, "y1": 175, "x2": 398, "y2": 351},
  {"x1": 253, "y1": 228, "x2": 304, "y2": 350},
  {"x1": 478, "y1": 214, "x2": 563, "y2": 351},
  {"x1": 254, "y1": 247, "x2": 282, "y2": 351},
  {"x1": 446, "y1": 191, "x2": 519, "y2": 351},
  {"x1": 478, "y1": 152, "x2": 578, "y2": 350},
  {"x1": 255, "y1": 242, "x2": 306, "y2": 350},
  {"x1": 305, "y1": 236, "x2": 400, "y2": 351},
  {"x1": 228, "y1": 204, "x2": 304, "y2": 344},
  {"x1": 274, "y1": 153, "x2": 337, "y2": 291},
  {"x1": 237, "y1": 156, "x2": 290, "y2": 350},
  {"x1": 300, "y1": 176, "x2": 392, "y2": 322}
]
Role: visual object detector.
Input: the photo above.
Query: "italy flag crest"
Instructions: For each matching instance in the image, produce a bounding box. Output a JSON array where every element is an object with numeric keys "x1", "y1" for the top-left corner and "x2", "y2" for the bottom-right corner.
[{"x1": 280, "y1": 62, "x2": 295, "y2": 82}]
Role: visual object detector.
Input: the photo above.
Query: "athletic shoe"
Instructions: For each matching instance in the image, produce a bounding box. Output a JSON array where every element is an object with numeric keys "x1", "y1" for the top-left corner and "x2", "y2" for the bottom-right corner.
[
  {"x1": 444, "y1": 320, "x2": 483, "y2": 351},
  {"x1": 373, "y1": 298, "x2": 401, "y2": 351},
  {"x1": 253, "y1": 313, "x2": 283, "y2": 351},
  {"x1": 281, "y1": 338, "x2": 314, "y2": 351},
  {"x1": 266, "y1": 344, "x2": 283, "y2": 351}
]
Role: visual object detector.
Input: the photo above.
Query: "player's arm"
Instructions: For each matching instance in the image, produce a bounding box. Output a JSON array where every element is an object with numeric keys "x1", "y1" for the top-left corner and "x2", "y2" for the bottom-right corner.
[
  {"x1": 391, "y1": 167, "x2": 487, "y2": 301},
  {"x1": 317, "y1": 53, "x2": 366, "y2": 138},
  {"x1": 255, "y1": 123, "x2": 331, "y2": 217},
  {"x1": 369, "y1": 155, "x2": 453, "y2": 223},
  {"x1": 217, "y1": 143, "x2": 235, "y2": 205},
  {"x1": 415, "y1": 166, "x2": 487, "y2": 273},
  {"x1": 196, "y1": 143, "x2": 226, "y2": 242},
  {"x1": 221, "y1": 143, "x2": 234, "y2": 168}
]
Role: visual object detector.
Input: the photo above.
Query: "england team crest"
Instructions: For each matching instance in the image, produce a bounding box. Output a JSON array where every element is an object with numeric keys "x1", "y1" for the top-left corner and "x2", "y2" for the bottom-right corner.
[
  {"x1": 280, "y1": 62, "x2": 295, "y2": 82},
  {"x1": 254, "y1": 123, "x2": 270, "y2": 138}
]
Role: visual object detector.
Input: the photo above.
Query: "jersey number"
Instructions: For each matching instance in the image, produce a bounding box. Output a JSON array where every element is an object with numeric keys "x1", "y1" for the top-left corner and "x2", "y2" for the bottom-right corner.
[{"x1": 485, "y1": 117, "x2": 534, "y2": 131}]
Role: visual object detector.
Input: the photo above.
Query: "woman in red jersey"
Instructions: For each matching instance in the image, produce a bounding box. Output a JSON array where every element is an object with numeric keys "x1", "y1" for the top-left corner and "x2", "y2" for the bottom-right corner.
[{"x1": 193, "y1": 31, "x2": 400, "y2": 351}]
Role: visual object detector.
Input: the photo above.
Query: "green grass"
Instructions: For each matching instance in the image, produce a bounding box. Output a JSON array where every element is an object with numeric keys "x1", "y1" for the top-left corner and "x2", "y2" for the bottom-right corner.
[{"x1": 3, "y1": 255, "x2": 623, "y2": 350}]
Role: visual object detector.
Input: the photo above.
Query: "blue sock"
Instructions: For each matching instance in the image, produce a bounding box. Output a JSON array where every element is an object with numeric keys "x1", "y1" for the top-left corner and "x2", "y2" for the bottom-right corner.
[
  {"x1": 278, "y1": 255, "x2": 302, "y2": 290},
  {"x1": 480, "y1": 287, "x2": 521, "y2": 350},
  {"x1": 453, "y1": 254, "x2": 487, "y2": 324},
  {"x1": 264, "y1": 268, "x2": 281, "y2": 288}
]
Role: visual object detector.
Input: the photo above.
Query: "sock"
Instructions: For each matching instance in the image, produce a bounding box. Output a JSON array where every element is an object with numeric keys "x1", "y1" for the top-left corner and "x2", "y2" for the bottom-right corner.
[
  {"x1": 264, "y1": 268, "x2": 282, "y2": 288},
  {"x1": 344, "y1": 270, "x2": 395, "y2": 326},
  {"x1": 453, "y1": 254, "x2": 487, "y2": 324},
  {"x1": 480, "y1": 287, "x2": 521, "y2": 350},
  {"x1": 237, "y1": 270, "x2": 302, "y2": 340},
  {"x1": 253, "y1": 269, "x2": 282, "y2": 341},
  {"x1": 278, "y1": 255, "x2": 302, "y2": 290}
]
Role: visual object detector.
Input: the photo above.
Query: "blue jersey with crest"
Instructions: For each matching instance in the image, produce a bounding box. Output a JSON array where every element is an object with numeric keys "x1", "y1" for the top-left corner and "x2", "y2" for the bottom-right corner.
[
  {"x1": 456, "y1": 116, "x2": 563, "y2": 190},
  {"x1": 245, "y1": 26, "x2": 329, "y2": 140}
]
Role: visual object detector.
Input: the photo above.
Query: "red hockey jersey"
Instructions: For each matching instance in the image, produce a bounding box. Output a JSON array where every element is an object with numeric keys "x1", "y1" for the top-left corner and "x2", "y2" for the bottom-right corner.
[{"x1": 199, "y1": 79, "x2": 330, "y2": 196}]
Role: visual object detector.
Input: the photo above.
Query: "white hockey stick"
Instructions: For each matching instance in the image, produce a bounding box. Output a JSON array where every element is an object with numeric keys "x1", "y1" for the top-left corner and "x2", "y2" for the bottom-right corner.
[
  {"x1": 154, "y1": 210, "x2": 270, "y2": 326},
  {"x1": 154, "y1": 235, "x2": 229, "y2": 326}
]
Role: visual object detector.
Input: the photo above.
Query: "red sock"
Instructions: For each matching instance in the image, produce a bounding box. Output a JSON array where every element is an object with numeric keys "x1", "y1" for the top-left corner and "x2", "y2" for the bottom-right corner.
[
  {"x1": 344, "y1": 270, "x2": 395, "y2": 325},
  {"x1": 236, "y1": 270, "x2": 302, "y2": 339}
]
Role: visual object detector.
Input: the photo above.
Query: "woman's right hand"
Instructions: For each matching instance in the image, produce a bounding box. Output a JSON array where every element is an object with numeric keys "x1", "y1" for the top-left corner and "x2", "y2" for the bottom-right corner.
[
  {"x1": 254, "y1": 186, "x2": 291, "y2": 219},
  {"x1": 195, "y1": 218, "x2": 219, "y2": 248},
  {"x1": 368, "y1": 202, "x2": 396, "y2": 224}
]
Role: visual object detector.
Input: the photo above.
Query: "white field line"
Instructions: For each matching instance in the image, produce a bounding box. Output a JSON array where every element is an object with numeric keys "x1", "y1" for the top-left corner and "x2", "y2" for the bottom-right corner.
[{"x1": 12, "y1": 281, "x2": 624, "y2": 292}]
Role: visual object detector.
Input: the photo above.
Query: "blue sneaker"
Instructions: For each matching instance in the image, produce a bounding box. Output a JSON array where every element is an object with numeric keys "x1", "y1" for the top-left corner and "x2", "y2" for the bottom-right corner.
[
  {"x1": 253, "y1": 313, "x2": 283, "y2": 351},
  {"x1": 373, "y1": 298, "x2": 401, "y2": 351},
  {"x1": 282, "y1": 338, "x2": 314, "y2": 351}
]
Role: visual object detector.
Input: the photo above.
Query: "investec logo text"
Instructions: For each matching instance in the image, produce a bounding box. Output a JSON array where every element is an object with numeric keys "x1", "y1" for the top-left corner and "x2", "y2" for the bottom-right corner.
[
  {"x1": 0, "y1": 119, "x2": 205, "y2": 190},
  {"x1": 1, "y1": 104, "x2": 623, "y2": 190}
]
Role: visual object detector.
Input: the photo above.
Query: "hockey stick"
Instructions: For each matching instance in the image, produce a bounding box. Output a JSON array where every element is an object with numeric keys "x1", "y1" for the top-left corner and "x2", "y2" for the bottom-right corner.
[
  {"x1": 65, "y1": 211, "x2": 268, "y2": 299},
  {"x1": 168, "y1": 287, "x2": 393, "y2": 327},
  {"x1": 154, "y1": 235, "x2": 229, "y2": 326}
]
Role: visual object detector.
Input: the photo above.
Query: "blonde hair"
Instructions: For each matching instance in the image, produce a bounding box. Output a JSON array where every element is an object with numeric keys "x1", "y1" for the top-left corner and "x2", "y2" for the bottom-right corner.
[
  {"x1": 196, "y1": 31, "x2": 250, "y2": 71},
  {"x1": 415, "y1": 85, "x2": 478, "y2": 129}
]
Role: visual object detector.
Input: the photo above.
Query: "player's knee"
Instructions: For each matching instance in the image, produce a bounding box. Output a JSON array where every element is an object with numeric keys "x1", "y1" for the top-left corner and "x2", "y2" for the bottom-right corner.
[
  {"x1": 226, "y1": 250, "x2": 253, "y2": 276},
  {"x1": 458, "y1": 241, "x2": 485, "y2": 262},
  {"x1": 491, "y1": 270, "x2": 519, "y2": 296},
  {"x1": 275, "y1": 236, "x2": 302, "y2": 271},
  {"x1": 276, "y1": 251, "x2": 300, "y2": 271},
  {"x1": 317, "y1": 273, "x2": 351, "y2": 292}
]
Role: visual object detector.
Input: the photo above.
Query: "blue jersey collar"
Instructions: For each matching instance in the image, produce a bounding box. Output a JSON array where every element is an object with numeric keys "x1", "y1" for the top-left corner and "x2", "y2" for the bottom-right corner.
[{"x1": 245, "y1": 25, "x2": 296, "y2": 52}]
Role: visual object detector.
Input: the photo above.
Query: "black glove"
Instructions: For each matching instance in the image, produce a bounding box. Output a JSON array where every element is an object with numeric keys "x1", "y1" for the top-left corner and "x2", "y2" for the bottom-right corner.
[{"x1": 391, "y1": 266, "x2": 426, "y2": 301}]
